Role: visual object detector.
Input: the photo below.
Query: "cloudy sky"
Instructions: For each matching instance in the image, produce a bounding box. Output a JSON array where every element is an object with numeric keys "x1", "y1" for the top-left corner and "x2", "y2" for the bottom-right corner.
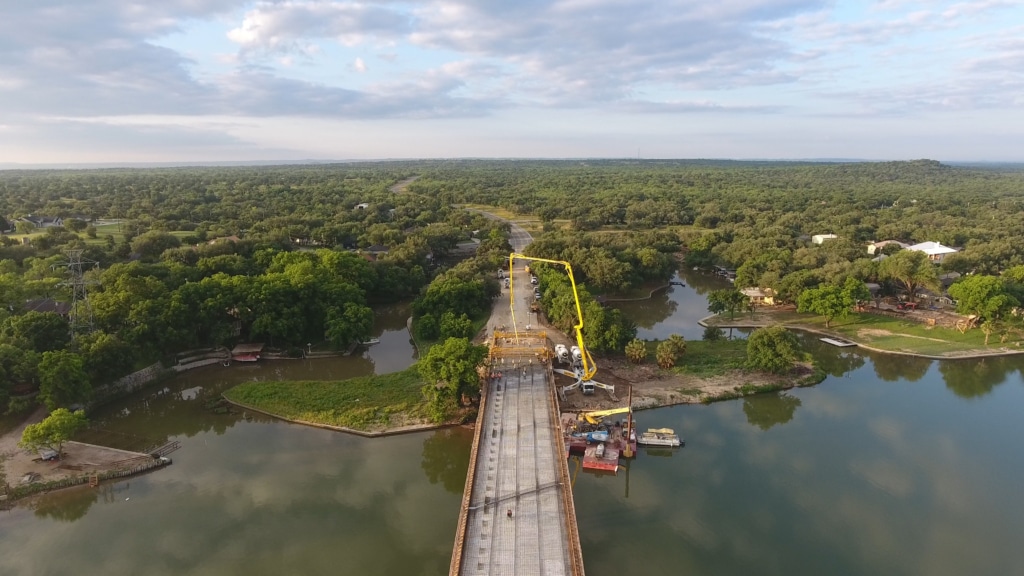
[{"x1": 1, "y1": 0, "x2": 1022, "y2": 164}]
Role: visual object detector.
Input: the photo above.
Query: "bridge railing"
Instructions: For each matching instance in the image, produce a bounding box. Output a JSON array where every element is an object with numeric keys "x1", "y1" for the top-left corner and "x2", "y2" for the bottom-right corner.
[
  {"x1": 448, "y1": 371, "x2": 489, "y2": 576},
  {"x1": 547, "y1": 363, "x2": 586, "y2": 576}
]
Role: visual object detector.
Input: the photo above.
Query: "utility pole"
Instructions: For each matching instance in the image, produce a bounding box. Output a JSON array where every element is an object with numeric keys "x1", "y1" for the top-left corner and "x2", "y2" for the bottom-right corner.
[{"x1": 58, "y1": 248, "x2": 98, "y2": 337}]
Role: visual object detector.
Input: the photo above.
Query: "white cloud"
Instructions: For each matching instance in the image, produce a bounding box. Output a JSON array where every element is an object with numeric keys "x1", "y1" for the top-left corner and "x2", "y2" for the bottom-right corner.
[{"x1": 0, "y1": 0, "x2": 1020, "y2": 161}]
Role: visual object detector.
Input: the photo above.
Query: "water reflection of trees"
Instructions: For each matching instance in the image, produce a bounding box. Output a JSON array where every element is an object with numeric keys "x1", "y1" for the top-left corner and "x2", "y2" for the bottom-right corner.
[
  {"x1": 815, "y1": 351, "x2": 866, "y2": 378},
  {"x1": 872, "y1": 354, "x2": 932, "y2": 382},
  {"x1": 939, "y1": 357, "x2": 1018, "y2": 399},
  {"x1": 742, "y1": 393, "x2": 802, "y2": 431},
  {"x1": 420, "y1": 428, "x2": 472, "y2": 494},
  {"x1": 615, "y1": 292, "x2": 678, "y2": 329},
  {"x1": 29, "y1": 486, "x2": 99, "y2": 523}
]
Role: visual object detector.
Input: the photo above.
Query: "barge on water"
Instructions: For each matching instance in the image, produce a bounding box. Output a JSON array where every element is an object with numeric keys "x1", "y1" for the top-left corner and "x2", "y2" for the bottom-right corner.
[
  {"x1": 637, "y1": 428, "x2": 683, "y2": 447},
  {"x1": 562, "y1": 413, "x2": 637, "y2": 474}
]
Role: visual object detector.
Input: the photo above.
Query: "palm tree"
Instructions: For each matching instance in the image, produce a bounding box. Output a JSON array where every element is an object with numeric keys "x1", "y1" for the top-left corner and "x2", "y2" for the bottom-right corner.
[
  {"x1": 625, "y1": 338, "x2": 647, "y2": 364},
  {"x1": 667, "y1": 334, "x2": 686, "y2": 357},
  {"x1": 656, "y1": 341, "x2": 676, "y2": 369}
]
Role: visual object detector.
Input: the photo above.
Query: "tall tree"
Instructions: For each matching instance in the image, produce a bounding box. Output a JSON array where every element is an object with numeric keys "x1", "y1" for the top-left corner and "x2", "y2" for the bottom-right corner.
[
  {"x1": 708, "y1": 289, "x2": 748, "y2": 320},
  {"x1": 37, "y1": 350, "x2": 91, "y2": 410},
  {"x1": 746, "y1": 325, "x2": 801, "y2": 374},
  {"x1": 877, "y1": 250, "x2": 940, "y2": 302},
  {"x1": 19, "y1": 408, "x2": 88, "y2": 459},
  {"x1": 418, "y1": 337, "x2": 487, "y2": 423},
  {"x1": 797, "y1": 284, "x2": 852, "y2": 328},
  {"x1": 947, "y1": 275, "x2": 1019, "y2": 324}
]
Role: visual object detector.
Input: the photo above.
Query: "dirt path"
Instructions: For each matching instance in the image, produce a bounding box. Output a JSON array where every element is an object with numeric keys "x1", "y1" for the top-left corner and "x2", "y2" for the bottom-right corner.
[{"x1": 389, "y1": 175, "x2": 419, "y2": 193}]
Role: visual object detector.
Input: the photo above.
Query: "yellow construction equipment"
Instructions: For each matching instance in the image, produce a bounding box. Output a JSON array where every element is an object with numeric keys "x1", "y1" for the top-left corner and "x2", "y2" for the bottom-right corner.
[
  {"x1": 507, "y1": 252, "x2": 614, "y2": 396},
  {"x1": 578, "y1": 407, "x2": 631, "y2": 425},
  {"x1": 508, "y1": 253, "x2": 596, "y2": 380}
]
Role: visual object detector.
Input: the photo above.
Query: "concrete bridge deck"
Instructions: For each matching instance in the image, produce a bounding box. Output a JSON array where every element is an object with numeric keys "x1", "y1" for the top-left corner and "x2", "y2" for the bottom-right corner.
[{"x1": 450, "y1": 362, "x2": 584, "y2": 576}]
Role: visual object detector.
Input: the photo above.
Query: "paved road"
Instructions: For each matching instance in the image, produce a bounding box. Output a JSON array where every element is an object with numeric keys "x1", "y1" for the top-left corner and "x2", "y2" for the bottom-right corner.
[
  {"x1": 465, "y1": 209, "x2": 534, "y2": 252},
  {"x1": 454, "y1": 208, "x2": 578, "y2": 576}
]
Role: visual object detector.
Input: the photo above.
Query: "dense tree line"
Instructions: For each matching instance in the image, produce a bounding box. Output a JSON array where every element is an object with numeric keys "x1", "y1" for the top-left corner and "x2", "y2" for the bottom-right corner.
[
  {"x1": 0, "y1": 163, "x2": 507, "y2": 413},
  {"x1": 5, "y1": 159, "x2": 1024, "y2": 413}
]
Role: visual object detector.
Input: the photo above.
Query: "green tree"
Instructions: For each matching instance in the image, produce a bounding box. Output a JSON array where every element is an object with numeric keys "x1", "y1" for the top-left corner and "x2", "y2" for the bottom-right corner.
[
  {"x1": 2, "y1": 311, "x2": 70, "y2": 353},
  {"x1": 702, "y1": 326, "x2": 725, "y2": 341},
  {"x1": 74, "y1": 331, "x2": 134, "y2": 386},
  {"x1": 947, "y1": 275, "x2": 1019, "y2": 324},
  {"x1": 439, "y1": 311, "x2": 474, "y2": 339},
  {"x1": 65, "y1": 218, "x2": 88, "y2": 232},
  {"x1": 878, "y1": 250, "x2": 940, "y2": 302},
  {"x1": 19, "y1": 408, "x2": 88, "y2": 459},
  {"x1": 38, "y1": 350, "x2": 91, "y2": 410},
  {"x1": 797, "y1": 284, "x2": 852, "y2": 328},
  {"x1": 707, "y1": 289, "x2": 748, "y2": 320},
  {"x1": 746, "y1": 325, "x2": 801, "y2": 374},
  {"x1": 418, "y1": 337, "x2": 487, "y2": 423},
  {"x1": 130, "y1": 230, "x2": 183, "y2": 261},
  {"x1": 625, "y1": 338, "x2": 647, "y2": 364}
]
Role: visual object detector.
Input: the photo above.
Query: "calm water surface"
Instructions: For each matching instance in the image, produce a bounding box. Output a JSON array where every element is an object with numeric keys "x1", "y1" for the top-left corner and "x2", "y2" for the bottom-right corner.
[
  {"x1": 609, "y1": 269, "x2": 733, "y2": 340},
  {"x1": 5, "y1": 306, "x2": 1024, "y2": 575}
]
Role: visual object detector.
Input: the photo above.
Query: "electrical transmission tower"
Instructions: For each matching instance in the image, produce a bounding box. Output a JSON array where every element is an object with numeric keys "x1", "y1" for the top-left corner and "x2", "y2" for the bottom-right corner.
[{"x1": 58, "y1": 249, "x2": 98, "y2": 337}]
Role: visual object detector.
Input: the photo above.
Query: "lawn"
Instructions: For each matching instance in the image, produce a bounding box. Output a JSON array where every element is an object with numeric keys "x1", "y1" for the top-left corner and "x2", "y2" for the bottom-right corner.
[
  {"x1": 629, "y1": 338, "x2": 748, "y2": 377},
  {"x1": 708, "y1": 309, "x2": 1016, "y2": 357},
  {"x1": 222, "y1": 365, "x2": 429, "y2": 432}
]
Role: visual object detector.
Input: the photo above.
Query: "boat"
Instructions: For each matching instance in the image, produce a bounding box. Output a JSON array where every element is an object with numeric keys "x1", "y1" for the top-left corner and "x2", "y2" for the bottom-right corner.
[
  {"x1": 361, "y1": 337, "x2": 381, "y2": 345},
  {"x1": 637, "y1": 428, "x2": 682, "y2": 447}
]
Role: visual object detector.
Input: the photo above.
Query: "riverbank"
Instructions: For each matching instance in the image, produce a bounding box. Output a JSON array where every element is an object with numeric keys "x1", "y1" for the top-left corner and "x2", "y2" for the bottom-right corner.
[
  {"x1": 1, "y1": 407, "x2": 170, "y2": 504},
  {"x1": 701, "y1": 308, "x2": 1024, "y2": 359}
]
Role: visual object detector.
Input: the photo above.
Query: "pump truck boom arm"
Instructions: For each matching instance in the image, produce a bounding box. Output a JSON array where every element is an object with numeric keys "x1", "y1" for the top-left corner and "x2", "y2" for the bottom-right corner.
[
  {"x1": 508, "y1": 253, "x2": 597, "y2": 382},
  {"x1": 579, "y1": 406, "x2": 631, "y2": 425}
]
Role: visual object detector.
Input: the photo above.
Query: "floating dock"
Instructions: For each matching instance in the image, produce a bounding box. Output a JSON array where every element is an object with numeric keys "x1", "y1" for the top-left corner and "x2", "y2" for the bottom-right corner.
[{"x1": 819, "y1": 337, "x2": 857, "y2": 347}]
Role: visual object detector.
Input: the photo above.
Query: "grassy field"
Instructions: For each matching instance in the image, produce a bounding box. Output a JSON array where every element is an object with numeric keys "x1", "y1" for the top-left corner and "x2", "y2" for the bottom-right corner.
[
  {"x1": 222, "y1": 366, "x2": 428, "y2": 432},
  {"x1": 707, "y1": 309, "x2": 1019, "y2": 357},
  {"x1": 627, "y1": 338, "x2": 749, "y2": 377},
  {"x1": 671, "y1": 338, "x2": 748, "y2": 376}
]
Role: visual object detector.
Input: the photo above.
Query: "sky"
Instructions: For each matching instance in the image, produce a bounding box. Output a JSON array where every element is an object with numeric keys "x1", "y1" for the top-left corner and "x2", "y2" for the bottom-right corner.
[{"x1": 1, "y1": 0, "x2": 1022, "y2": 164}]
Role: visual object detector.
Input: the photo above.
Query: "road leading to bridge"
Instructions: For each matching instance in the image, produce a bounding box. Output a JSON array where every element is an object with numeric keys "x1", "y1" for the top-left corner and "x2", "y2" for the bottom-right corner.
[{"x1": 451, "y1": 211, "x2": 583, "y2": 576}]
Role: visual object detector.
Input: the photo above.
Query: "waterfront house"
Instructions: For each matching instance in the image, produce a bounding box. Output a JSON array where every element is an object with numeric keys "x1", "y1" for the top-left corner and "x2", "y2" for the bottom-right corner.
[
  {"x1": 907, "y1": 241, "x2": 958, "y2": 263},
  {"x1": 741, "y1": 287, "x2": 776, "y2": 306}
]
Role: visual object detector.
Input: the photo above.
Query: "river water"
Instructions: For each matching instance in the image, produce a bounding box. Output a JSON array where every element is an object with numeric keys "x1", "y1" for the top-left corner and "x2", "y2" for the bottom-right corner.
[
  {"x1": 608, "y1": 269, "x2": 734, "y2": 340},
  {"x1": 4, "y1": 299, "x2": 1024, "y2": 575}
]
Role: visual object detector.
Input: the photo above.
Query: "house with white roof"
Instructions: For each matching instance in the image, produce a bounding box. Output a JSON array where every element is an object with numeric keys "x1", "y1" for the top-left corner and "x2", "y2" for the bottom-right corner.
[
  {"x1": 906, "y1": 241, "x2": 958, "y2": 263},
  {"x1": 811, "y1": 234, "x2": 838, "y2": 245}
]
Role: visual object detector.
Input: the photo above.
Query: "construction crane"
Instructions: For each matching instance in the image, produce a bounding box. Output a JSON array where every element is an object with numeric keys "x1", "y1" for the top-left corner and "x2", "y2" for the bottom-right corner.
[{"x1": 507, "y1": 253, "x2": 614, "y2": 396}]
